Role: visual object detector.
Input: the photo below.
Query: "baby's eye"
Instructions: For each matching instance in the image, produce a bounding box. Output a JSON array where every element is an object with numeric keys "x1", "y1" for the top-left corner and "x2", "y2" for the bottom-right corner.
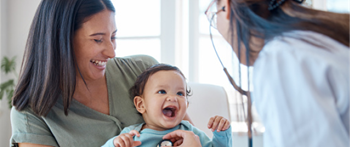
[
  {"x1": 177, "y1": 92, "x2": 184, "y2": 96},
  {"x1": 158, "y1": 90, "x2": 166, "y2": 94},
  {"x1": 94, "y1": 39, "x2": 102, "y2": 43}
]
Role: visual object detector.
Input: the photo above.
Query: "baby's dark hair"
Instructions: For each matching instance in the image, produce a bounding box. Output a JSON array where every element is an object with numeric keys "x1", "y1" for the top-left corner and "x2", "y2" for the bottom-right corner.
[{"x1": 131, "y1": 63, "x2": 191, "y2": 98}]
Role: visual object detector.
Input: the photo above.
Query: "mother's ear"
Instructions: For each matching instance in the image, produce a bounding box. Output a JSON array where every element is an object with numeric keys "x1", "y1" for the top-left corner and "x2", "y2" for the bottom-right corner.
[{"x1": 134, "y1": 96, "x2": 146, "y2": 113}]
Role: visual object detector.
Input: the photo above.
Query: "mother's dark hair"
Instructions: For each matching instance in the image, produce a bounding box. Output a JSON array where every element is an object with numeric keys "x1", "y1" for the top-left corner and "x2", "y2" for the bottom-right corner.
[{"x1": 12, "y1": 0, "x2": 115, "y2": 116}]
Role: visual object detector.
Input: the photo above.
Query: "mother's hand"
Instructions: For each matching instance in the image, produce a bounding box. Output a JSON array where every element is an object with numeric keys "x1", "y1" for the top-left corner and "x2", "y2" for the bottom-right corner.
[{"x1": 162, "y1": 130, "x2": 202, "y2": 147}]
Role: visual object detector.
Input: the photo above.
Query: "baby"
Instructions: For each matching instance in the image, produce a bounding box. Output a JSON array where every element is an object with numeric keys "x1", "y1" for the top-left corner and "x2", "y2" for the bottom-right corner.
[{"x1": 102, "y1": 64, "x2": 232, "y2": 147}]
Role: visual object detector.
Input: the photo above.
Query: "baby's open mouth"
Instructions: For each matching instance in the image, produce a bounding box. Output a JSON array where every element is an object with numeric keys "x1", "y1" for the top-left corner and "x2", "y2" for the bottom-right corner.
[{"x1": 162, "y1": 106, "x2": 177, "y2": 117}]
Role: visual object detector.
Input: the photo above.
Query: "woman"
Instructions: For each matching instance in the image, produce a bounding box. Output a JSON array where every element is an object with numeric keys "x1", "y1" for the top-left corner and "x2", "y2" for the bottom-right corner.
[
  {"x1": 10, "y1": 0, "x2": 191, "y2": 146},
  {"x1": 202, "y1": 0, "x2": 348, "y2": 147},
  {"x1": 171, "y1": 0, "x2": 349, "y2": 146}
]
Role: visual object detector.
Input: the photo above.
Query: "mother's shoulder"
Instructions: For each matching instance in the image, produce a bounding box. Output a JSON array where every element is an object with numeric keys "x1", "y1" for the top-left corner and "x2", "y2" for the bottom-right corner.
[
  {"x1": 112, "y1": 55, "x2": 158, "y2": 65},
  {"x1": 106, "y1": 55, "x2": 159, "y2": 80}
]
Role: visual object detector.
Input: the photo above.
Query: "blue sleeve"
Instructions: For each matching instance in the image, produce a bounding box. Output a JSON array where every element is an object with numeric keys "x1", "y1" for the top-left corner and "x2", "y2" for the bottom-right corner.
[
  {"x1": 212, "y1": 126, "x2": 232, "y2": 147},
  {"x1": 191, "y1": 125, "x2": 232, "y2": 147},
  {"x1": 101, "y1": 127, "x2": 131, "y2": 147}
]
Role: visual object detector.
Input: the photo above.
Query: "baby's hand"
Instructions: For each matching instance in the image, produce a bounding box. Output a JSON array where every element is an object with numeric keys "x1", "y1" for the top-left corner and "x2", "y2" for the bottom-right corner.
[
  {"x1": 207, "y1": 115, "x2": 230, "y2": 132},
  {"x1": 113, "y1": 130, "x2": 141, "y2": 147}
]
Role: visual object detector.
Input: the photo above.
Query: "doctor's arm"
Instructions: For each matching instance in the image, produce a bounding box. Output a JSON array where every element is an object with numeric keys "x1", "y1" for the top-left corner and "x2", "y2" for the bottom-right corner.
[{"x1": 163, "y1": 130, "x2": 202, "y2": 147}]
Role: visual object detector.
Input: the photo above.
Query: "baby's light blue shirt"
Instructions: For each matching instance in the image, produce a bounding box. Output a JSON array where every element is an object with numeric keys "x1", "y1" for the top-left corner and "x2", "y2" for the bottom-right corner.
[{"x1": 102, "y1": 120, "x2": 232, "y2": 147}]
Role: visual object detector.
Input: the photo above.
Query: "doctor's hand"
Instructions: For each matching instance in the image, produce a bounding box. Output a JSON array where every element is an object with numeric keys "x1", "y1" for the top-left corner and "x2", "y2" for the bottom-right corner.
[
  {"x1": 113, "y1": 130, "x2": 141, "y2": 147},
  {"x1": 207, "y1": 115, "x2": 230, "y2": 132},
  {"x1": 162, "y1": 130, "x2": 202, "y2": 147}
]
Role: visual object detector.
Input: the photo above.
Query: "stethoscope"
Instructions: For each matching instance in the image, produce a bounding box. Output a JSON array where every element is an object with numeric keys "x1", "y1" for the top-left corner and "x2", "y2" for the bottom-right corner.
[
  {"x1": 209, "y1": 12, "x2": 254, "y2": 147},
  {"x1": 208, "y1": 1, "x2": 305, "y2": 147},
  {"x1": 157, "y1": 139, "x2": 173, "y2": 147}
]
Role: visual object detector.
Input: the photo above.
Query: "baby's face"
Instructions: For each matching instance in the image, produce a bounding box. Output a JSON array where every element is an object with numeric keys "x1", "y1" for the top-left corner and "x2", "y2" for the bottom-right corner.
[{"x1": 136, "y1": 70, "x2": 188, "y2": 131}]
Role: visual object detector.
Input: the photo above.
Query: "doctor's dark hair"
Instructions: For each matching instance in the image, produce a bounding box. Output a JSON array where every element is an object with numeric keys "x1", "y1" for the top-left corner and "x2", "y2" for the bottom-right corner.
[
  {"x1": 223, "y1": 0, "x2": 349, "y2": 127},
  {"x1": 12, "y1": 0, "x2": 115, "y2": 116},
  {"x1": 131, "y1": 64, "x2": 191, "y2": 99},
  {"x1": 226, "y1": 0, "x2": 349, "y2": 66}
]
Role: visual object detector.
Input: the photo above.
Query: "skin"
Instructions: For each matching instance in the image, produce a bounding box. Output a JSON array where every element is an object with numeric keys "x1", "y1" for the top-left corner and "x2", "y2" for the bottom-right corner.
[
  {"x1": 216, "y1": 0, "x2": 264, "y2": 66},
  {"x1": 19, "y1": 8, "x2": 194, "y2": 147},
  {"x1": 17, "y1": 143, "x2": 51, "y2": 147},
  {"x1": 114, "y1": 70, "x2": 189, "y2": 147},
  {"x1": 18, "y1": 9, "x2": 116, "y2": 147},
  {"x1": 72, "y1": 9, "x2": 117, "y2": 115},
  {"x1": 136, "y1": 70, "x2": 189, "y2": 131},
  {"x1": 162, "y1": 130, "x2": 202, "y2": 147},
  {"x1": 114, "y1": 70, "x2": 230, "y2": 147},
  {"x1": 161, "y1": 0, "x2": 258, "y2": 146}
]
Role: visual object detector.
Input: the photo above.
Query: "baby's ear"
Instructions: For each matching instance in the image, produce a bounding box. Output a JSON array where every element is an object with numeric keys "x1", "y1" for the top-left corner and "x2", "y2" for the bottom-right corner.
[{"x1": 134, "y1": 96, "x2": 146, "y2": 113}]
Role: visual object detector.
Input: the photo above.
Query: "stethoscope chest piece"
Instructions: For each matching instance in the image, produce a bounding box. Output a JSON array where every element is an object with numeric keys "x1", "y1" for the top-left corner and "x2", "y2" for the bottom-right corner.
[{"x1": 157, "y1": 139, "x2": 173, "y2": 147}]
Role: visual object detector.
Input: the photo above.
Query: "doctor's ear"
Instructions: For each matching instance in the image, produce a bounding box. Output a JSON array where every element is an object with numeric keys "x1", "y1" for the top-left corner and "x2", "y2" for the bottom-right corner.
[
  {"x1": 226, "y1": 0, "x2": 231, "y2": 20},
  {"x1": 134, "y1": 96, "x2": 146, "y2": 113}
]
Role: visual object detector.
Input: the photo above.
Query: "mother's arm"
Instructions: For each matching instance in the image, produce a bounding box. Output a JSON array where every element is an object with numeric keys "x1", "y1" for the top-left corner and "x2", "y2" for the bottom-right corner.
[
  {"x1": 18, "y1": 143, "x2": 52, "y2": 147},
  {"x1": 10, "y1": 107, "x2": 59, "y2": 147}
]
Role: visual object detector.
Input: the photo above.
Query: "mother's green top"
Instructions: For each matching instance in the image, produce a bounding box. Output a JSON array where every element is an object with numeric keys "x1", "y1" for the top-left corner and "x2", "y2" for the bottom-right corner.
[{"x1": 10, "y1": 55, "x2": 158, "y2": 147}]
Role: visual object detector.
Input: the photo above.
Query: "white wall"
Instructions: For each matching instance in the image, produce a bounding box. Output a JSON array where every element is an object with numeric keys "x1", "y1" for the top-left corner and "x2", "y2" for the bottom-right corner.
[
  {"x1": 0, "y1": 0, "x2": 10, "y2": 146},
  {"x1": 0, "y1": 0, "x2": 41, "y2": 146}
]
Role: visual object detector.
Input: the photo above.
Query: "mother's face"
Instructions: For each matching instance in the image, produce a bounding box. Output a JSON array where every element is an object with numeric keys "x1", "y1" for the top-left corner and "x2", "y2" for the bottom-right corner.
[{"x1": 73, "y1": 9, "x2": 117, "y2": 81}]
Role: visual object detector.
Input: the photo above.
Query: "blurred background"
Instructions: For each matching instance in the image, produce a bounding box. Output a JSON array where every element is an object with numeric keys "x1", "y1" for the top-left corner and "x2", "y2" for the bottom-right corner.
[{"x1": 0, "y1": 0, "x2": 348, "y2": 146}]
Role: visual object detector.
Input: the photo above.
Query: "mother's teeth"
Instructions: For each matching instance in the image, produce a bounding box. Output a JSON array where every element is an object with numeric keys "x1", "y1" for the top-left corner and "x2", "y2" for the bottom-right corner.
[{"x1": 90, "y1": 60, "x2": 106, "y2": 66}]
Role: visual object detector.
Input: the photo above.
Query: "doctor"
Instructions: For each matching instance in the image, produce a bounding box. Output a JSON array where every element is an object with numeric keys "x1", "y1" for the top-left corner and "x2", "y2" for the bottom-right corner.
[{"x1": 165, "y1": 0, "x2": 349, "y2": 146}]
